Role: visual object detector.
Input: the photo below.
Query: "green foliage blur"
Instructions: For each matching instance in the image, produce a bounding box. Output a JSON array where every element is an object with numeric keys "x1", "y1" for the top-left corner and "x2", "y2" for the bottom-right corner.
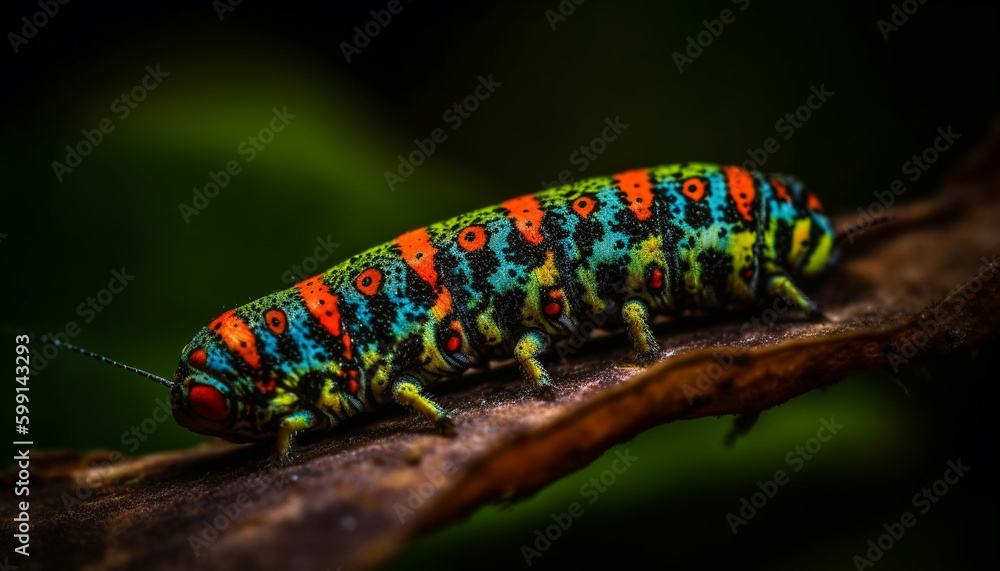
[{"x1": 1, "y1": 1, "x2": 996, "y2": 569}]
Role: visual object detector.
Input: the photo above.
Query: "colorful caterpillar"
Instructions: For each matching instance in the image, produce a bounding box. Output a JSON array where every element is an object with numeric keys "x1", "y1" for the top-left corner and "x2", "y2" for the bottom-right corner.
[
  {"x1": 160, "y1": 162, "x2": 837, "y2": 462},
  {"x1": 48, "y1": 163, "x2": 838, "y2": 463}
]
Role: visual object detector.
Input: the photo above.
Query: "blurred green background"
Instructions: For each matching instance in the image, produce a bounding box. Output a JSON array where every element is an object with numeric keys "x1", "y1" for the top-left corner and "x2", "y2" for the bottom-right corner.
[{"x1": 2, "y1": 1, "x2": 997, "y2": 569}]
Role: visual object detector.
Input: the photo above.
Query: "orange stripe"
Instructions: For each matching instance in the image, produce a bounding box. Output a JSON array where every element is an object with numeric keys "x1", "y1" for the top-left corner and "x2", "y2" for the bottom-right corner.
[
  {"x1": 614, "y1": 169, "x2": 654, "y2": 221},
  {"x1": 342, "y1": 331, "x2": 352, "y2": 360},
  {"x1": 724, "y1": 166, "x2": 756, "y2": 222},
  {"x1": 396, "y1": 227, "x2": 439, "y2": 288},
  {"x1": 501, "y1": 195, "x2": 545, "y2": 245},
  {"x1": 807, "y1": 193, "x2": 823, "y2": 211},
  {"x1": 771, "y1": 178, "x2": 792, "y2": 202},
  {"x1": 430, "y1": 286, "x2": 453, "y2": 321},
  {"x1": 209, "y1": 309, "x2": 261, "y2": 369},
  {"x1": 396, "y1": 227, "x2": 455, "y2": 325},
  {"x1": 296, "y1": 275, "x2": 341, "y2": 337}
]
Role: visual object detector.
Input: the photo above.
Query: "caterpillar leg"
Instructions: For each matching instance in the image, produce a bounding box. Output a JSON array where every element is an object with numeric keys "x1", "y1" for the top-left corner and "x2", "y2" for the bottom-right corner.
[
  {"x1": 724, "y1": 411, "x2": 761, "y2": 447},
  {"x1": 767, "y1": 273, "x2": 824, "y2": 318},
  {"x1": 392, "y1": 376, "x2": 455, "y2": 435},
  {"x1": 514, "y1": 330, "x2": 554, "y2": 399},
  {"x1": 622, "y1": 299, "x2": 660, "y2": 363},
  {"x1": 274, "y1": 410, "x2": 319, "y2": 466}
]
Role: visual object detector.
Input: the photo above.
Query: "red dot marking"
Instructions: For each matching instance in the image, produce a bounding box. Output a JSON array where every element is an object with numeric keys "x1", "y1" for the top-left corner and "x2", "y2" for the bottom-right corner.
[
  {"x1": 649, "y1": 268, "x2": 664, "y2": 290},
  {"x1": 254, "y1": 378, "x2": 277, "y2": 394},
  {"x1": 190, "y1": 384, "x2": 228, "y2": 421},
  {"x1": 356, "y1": 268, "x2": 382, "y2": 296},
  {"x1": 743, "y1": 269, "x2": 754, "y2": 279},
  {"x1": 772, "y1": 179, "x2": 792, "y2": 202},
  {"x1": 342, "y1": 331, "x2": 353, "y2": 360},
  {"x1": 446, "y1": 336, "x2": 461, "y2": 352},
  {"x1": 265, "y1": 308, "x2": 287, "y2": 335},
  {"x1": 345, "y1": 370, "x2": 361, "y2": 395},
  {"x1": 544, "y1": 302, "x2": 561, "y2": 316},
  {"x1": 807, "y1": 193, "x2": 823, "y2": 211},
  {"x1": 573, "y1": 198, "x2": 595, "y2": 218},
  {"x1": 458, "y1": 226, "x2": 487, "y2": 252},
  {"x1": 188, "y1": 348, "x2": 208, "y2": 371},
  {"x1": 681, "y1": 178, "x2": 706, "y2": 202}
]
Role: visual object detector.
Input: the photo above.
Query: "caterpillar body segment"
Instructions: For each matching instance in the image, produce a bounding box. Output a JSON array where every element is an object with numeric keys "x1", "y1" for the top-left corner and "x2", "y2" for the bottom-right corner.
[{"x1": 168, "y1": 163, "x2": 837, "y2": 459}]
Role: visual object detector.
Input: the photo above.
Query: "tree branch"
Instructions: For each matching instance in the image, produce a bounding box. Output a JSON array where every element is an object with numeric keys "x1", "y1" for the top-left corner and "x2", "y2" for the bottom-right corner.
[{"x1": 4, "y1": 119, "x2": 1000, "y2": 571}]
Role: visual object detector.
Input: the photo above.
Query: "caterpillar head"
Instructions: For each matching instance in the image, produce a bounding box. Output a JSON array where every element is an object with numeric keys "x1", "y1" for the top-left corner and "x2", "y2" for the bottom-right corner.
[
  {"x1": 765, "y1": 174, "x2": 837, "y2": 278},
  {"x1": 170, "y1": 300, "x2": 326, "y2": 444}
]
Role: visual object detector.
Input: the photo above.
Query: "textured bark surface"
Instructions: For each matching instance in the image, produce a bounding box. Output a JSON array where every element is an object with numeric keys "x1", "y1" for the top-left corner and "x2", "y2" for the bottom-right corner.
[{"x1": 3, "y1": 122, "x2": 999, "y2": 571}]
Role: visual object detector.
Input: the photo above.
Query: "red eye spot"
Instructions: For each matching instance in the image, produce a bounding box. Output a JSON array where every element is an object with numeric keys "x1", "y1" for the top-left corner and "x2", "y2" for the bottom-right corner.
[
  {"x1": 265, "y1": 308, "x2": 287, "y2": 335},
  {"x1": 188, "y1": 348, "x2": 208, "y2": 371},
  {"x1": 743, "y1": 269, "x2": 754, "y2": 279},
  {"x1": 446, "y1": 336, "x2": 461, "y2": 352},
  {"x1": 344, "y1": 370, "x2": 361, "y2": 395},
  {"x1": 544, "y1": 302, "x2": 561, "y2": 316},
  {"x1": 458, "y1": 226, "x2": 487, "y2": 252},
  {"x1": 649, "y1": 268, "x2": 665, "y2": 290},
  {"x1": 681, "y1": 178, "x2": 706, "y2": 202},
  {"x1": 572, "y1": 198, "x2": 595, "y2": 218},
  {"x1": 189, "y1": 384, "x2": 229, "y2": 421},
  {"x1": 356, "y1": 268, "x2": 382, "y2": 296}
]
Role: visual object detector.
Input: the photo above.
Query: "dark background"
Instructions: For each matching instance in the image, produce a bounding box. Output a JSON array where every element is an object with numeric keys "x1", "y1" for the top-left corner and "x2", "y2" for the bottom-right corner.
[{"x1": 2, "y1": 1, "x2": 998, "y2": 569}]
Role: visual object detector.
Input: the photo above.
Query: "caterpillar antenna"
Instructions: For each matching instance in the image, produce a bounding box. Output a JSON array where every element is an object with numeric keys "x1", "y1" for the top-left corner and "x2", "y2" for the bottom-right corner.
[{"x1": 38, "y1": 334, "x2": 175, "y2": 389}]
